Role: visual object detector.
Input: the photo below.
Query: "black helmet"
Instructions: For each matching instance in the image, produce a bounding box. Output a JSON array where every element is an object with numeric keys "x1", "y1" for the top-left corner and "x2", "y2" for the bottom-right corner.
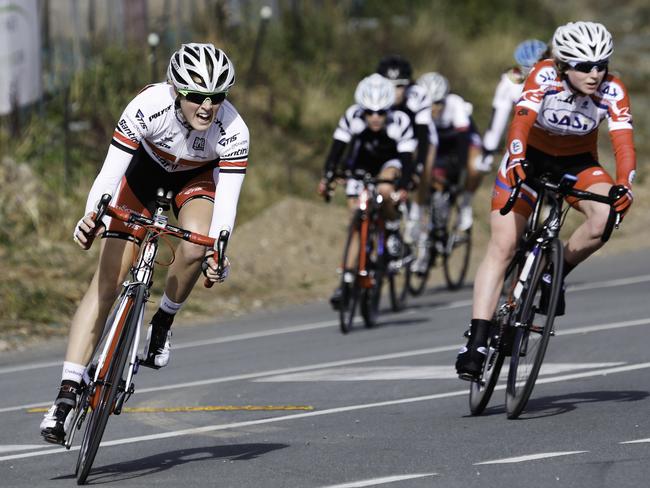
[{"x1": 376, "y1": 55, "x2": 412, "y2": 85}]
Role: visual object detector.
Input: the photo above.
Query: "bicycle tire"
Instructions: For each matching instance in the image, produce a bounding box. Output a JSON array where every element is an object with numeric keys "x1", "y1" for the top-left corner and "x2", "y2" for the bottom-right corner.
[
  {"x1": 443, "y1": 199, "x2": 471, "y2": 290},
  {"x1": 468, "y1": 257, "x2": 521, "y2": 415},
  {"x1": 360, "y1": 256, "x2": 383, "y2": 328},
  {"x1": 406, "y1": 260, "x2": 431, "y2": 296},
  {"x1": 76, "y1": 286, "x2": 144, "y2": 484},
  {"x1": 339, "y1": 211, "x2": 362, "y2": 334},
  {"x1": 505, "y1": 239, "x2": 563, "y2": 419}
]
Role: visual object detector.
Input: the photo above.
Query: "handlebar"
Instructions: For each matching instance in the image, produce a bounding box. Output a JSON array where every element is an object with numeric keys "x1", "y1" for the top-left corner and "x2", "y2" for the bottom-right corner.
[
  {"x1": 203, "y1": 229, "x2": 230, "y2": 289},
  {"x1": 500, "y1": 172, "x2": 621, "y2": 243},
  {"x1": 94, "y1": 194, "x2": 221, "y2": 288}
]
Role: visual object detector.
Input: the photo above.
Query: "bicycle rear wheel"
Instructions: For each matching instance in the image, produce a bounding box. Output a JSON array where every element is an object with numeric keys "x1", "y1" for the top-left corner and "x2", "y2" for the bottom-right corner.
[
  {"x1": 339, "y1": 211, "x2": 362, "y2": 334},
  {"x1": 442, "y1": 197, "x2": 471, "y2": 290},
  {"x1": 76, "y1": 286, "x2": 144, "y2": 484},
  {"x1": 505, "y1": 239, "x2": 563, "y2": 419}
]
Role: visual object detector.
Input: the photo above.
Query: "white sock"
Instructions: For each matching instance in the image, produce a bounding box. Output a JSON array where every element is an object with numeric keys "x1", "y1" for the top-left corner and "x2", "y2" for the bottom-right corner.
[
  {"x1": 461, "y1": 191, "x2": 473, "y2": 209},
  {"x1": 62, "y1": 361, "x2": 86, "y2": 384},
  {"x1": 160, "y1": 293, "x2": 183, "y2": 315}
]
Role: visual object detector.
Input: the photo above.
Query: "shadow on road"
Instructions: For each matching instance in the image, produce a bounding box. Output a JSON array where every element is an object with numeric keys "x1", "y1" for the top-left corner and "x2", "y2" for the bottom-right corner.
[
  {"x1": 518, "y1": 389, "x2": 649, "y2": 419},
  {"x1": 53, "y1": 442, "x2": 288, "y2": 484}
]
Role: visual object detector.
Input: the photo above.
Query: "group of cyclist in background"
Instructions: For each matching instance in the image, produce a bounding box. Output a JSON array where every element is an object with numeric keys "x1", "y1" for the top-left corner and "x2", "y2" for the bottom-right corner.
[
  {"x1": 318, "y1": 21, "x2": 636, "y2": 381},
  {"x1": 40, "y1": 20, "x2": 635, "y2": 448}
]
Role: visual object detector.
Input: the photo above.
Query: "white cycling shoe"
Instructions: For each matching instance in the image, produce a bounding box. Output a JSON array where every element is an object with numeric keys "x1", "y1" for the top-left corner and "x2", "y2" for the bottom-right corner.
[
  {"x1": 458, "y1": 205, "x2": 473, "y2": 232},
  {"x1": 141, "y1": 325, "x2": 172, "y2": 369}
]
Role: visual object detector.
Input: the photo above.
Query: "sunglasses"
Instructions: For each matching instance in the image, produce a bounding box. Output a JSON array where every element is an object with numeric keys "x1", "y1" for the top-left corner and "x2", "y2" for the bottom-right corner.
[
  {"x1": 569, "y1": 61, "x2": 608, "y2": 73},
  {"x1": 178, "y1": 89, "x2": 227, "y2": 105},
  {"x1": 364, "y1": 109, "x2": 387, "y2": 116}
]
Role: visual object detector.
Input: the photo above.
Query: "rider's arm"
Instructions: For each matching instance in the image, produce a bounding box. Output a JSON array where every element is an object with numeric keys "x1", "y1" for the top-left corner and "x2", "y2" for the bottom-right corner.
[
  {"x1": 392, "y1": 111, "x2": 418, "y2": 189},
  {"x1": 83, "y1": 89, "x2": 156, "y2": 215},
  {"x1": 604, "y1": 76, "x2": 636, "y2": 188},
  {"x1": 323, "y1": 105, "x2": 359, "y2": 178},
  {"x1": 210, "y1": 116, "x2": 249, "y2": 238},
  {"x1": 483, "y1": 74, "x2": 518, "y2": 153}
]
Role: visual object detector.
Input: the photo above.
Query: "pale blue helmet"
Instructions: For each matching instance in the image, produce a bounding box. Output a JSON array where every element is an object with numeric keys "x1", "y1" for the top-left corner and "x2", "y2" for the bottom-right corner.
[{"x1": 514, "y1": 39, "x2": 547, "y2": 69}]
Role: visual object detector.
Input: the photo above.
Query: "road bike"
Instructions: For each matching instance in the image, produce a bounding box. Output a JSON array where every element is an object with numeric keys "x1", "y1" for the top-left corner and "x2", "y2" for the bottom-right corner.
[
  {"x1": 407, "y1": 161, "x2": 471, "y2": 295},
  {"x1": 468, "y1": 171, "x2": 623, "y2": 419},
  {"x1": 66, "y1": 191, "x2": 226, "y2": 484},
  {"x1": 328, "y1": 173, "x2": 412, "y2": 334}
]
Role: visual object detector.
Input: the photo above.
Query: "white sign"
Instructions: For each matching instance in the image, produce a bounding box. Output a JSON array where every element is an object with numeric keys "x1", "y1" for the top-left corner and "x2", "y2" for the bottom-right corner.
[{"x1": 0, "y1": 0, "x2": 41, "y2": 115}]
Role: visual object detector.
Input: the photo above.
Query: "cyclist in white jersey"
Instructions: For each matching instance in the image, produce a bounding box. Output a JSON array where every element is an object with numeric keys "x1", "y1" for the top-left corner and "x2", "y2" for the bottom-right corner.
[
  {"x1": 417, "y1": 73, "x2": 482, "y2": 232},
  {"x1": 318, "y1": 73, "x2": 416, "y2": 308},
  {"x1": 376, "y1": 55, "x2": 437, "y2": 245},
  {"x1": 481, "y1": 39, "x2": 548, "y2": 170},
  {"x1": 40, "y1": 43, "x2": 249, "y2": 445}
]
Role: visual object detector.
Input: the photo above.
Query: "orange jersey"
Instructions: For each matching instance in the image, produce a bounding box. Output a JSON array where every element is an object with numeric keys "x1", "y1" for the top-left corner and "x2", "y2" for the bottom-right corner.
[{"x1": 506, "y1": 59, "x2": 636, "y2": 186}]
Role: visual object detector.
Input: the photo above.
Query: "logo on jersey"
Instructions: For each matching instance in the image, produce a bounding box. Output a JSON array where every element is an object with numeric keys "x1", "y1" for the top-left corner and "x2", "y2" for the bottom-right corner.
[
  {"x1": 592, "y1": 170, "x2": 604, "y2": 176},
  {"x1": 535, "y1": 67, "x2": 557, "y2": 85},
  {"x1": 218, "y1": 133, "x2": 239, "y2": 146},
  {"x1": 148, "y1": 104, "x2": 173, "y2": 122},
  {"x1": 118, "y1": 119, "x2": 138, "y2": 142},
  {"x1": 192, "y1": 137, "x2": 206, "y2": 151},
  {"x1": 599, "y1": 81, "x2": 623, "y2": 101},
  {"x1": 542, "y1": 109, "x2": 597, "y2": 132},
  {"x1": 135, "y1": 109, "x2": 148, "y2": 131},
  {"x1": 510, "y1": 139, "x2": 523, "y2": 155}
]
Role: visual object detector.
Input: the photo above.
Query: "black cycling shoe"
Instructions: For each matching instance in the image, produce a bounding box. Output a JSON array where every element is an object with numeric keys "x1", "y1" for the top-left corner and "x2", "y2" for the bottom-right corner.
[
  {"x1": 538, "y1": 273, "x2": 566, "y2": 316},
  {"x1": 455, "y1": 344, "x2": 487, "y2": 381},
  {"x1": 329, "y1": 285, "x2": 349, "y2": 310}
]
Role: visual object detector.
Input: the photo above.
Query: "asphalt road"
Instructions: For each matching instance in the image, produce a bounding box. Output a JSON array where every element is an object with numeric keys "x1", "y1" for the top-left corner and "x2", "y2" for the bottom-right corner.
[{"x1": 1, "y1": 249, "x2": 649, "y2": 487}]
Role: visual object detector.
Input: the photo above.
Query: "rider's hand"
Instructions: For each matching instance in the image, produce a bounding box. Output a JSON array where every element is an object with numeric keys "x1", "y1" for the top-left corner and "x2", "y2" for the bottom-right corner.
[
  {"x1": 609, "y1": 184, "x2": 633, "y2": 219},
  {"x1": 318, "y1": 177, "x2": 334, "y2": 200},
  {"x1": 72, "y1": 212, "x2": 101, "y2": 250},
  {"x1": 203, "y1": 250, "x2": 230, "y2": 283},
  {"x1": 506, "y1": 158, "x2": 527, "y2": 188},
  {"x1": 394, "y1": 188, "x2": 409, "y2": 203}
]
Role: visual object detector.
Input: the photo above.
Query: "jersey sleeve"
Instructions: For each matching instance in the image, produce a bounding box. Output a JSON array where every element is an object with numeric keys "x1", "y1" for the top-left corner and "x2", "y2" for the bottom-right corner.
[
  {"x1": 333, "y1": 105, "x2": 363, "y2": 143},
  {"x1": 483, "y1": 74, "x2": 518, "y2": 152},
  {"x1": 601, "y1": 76, "x2": 636, "y2": 186},
  {"x1": 217, "y1": 117, "x2": 249, "y2": 175},
  {"x1": 211, "y1": 116, "x2": 249, "y2": 238}
]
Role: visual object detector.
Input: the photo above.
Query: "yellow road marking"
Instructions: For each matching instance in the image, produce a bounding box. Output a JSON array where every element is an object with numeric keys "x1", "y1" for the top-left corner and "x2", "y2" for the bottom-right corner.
[{"x1": 27, "y1": 405, "x2": 314, "y2": 414}]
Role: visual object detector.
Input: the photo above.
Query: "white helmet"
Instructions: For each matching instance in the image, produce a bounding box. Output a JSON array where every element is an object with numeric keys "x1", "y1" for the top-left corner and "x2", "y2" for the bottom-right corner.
[
  {"x1": 416, "y1": 72, "x2": 449, "y2": 103},
  {"x1": 167, "y1": 43, "x2": 235, "y2": 93},
  {"x1": 354, "y1": 74, "x2": 396, "y2": 112},
  {"x1": 552, "y1": 21, "x2": 613, "y2": 64}
]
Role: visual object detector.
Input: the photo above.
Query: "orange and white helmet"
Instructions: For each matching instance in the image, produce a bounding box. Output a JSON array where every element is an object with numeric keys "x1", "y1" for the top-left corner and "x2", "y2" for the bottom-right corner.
[
  {"x1": 167, "y1": 43, "x2": 235, "y2": 93},
  {"x1": 552, "y1": 21, "x2": 613, "y2": 64}
]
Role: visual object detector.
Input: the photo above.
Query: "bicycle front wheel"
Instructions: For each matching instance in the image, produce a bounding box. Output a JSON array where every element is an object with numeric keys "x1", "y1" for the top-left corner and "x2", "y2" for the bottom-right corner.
[
  {"x1": 505, "y1": 239, "x2": 563, "y2": 419},
  {"x1": 76, "y1": 286, "x2": 144, "y2": 484},
  {"x1": 339, "y1": 211, "x2": 362, "y2": 334},
  {"x1": 443, "y1": 199, "x2": 471, "y2": 290},
  {"x1": 469, "y1": 322, "x2": 506, "y2": 415}
]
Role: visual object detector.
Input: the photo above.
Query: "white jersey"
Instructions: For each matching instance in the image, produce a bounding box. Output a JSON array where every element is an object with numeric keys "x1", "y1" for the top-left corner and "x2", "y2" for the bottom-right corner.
[
  {"x1": 433, "y1": 93, "x2": 472, "y2": 139},
  {"x1": 85, "y1": 82, "x2": 249, "y2": 238},
  {"x1": 482, "y1": 68, "x2": 525, "y2": 152}
]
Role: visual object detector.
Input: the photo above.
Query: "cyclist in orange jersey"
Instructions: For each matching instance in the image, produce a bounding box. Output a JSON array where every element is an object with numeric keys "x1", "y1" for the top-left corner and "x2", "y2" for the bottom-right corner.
[
  {"x1": 455, "y1": 21, "x2": 636, "y2": 380},
  {"x1": 40, "y1": 43, "x2": 248, "y2": 444}
]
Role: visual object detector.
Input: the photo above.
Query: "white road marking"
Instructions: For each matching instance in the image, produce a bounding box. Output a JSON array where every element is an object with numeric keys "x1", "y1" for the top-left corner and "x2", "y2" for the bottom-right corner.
[
  {"x1": 474, "y1": 451, "x2": 588, "y2": 465},
  {"x1": 3, "y1": 361, "x2": 650, "y2": 462},
  {"x1": 256, "y1": 363, "x2": 624, "y2": 382},
  {"x1": 319, "y1": 473, "x2": 437, "y2": 487},
  {"x1": 2, "y1": 318, "x2": 649, "y2": 414},
  {"x1": 620, "y1": 438, "x2": 650, "y2": 444},
  {"x1": 0, "y1": 444, "x2": 52, "y2": 454},
  {"x1": 3, "y1": 272, "x2": 647, "y2": 377}
]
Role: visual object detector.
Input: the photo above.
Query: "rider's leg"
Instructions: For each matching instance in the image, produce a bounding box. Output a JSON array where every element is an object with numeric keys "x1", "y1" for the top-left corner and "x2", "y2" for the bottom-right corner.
[
  {"x1": 406, "y1": 146, "x2": 435, "y2": 244},
  {"x1": 564, "y1": 182, "x2": 613, "y2": 267},
  {"x1": 143, "y1": 197, "x2": 212, "y2": 368},
  {"x1": 456, "y1": 207, "x2": 527, "y2": 379},
  {"x1": 458, "y1": 145, "x2": 484, "y2": 231},
  {"x1": 377, "y1": 166, "x2": 404, "y2": 259},
  {"x1": 42, "y1": 237, "x2": 135, "y2": 443}
]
